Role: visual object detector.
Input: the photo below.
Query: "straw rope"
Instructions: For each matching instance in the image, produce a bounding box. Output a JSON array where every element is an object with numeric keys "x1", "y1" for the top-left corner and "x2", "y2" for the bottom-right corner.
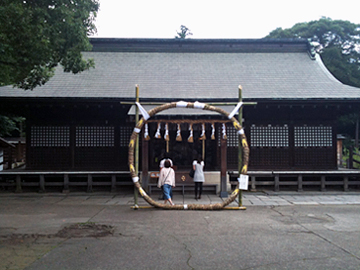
[{"x1": 128, "y1": 101, "x2": 250, "y2": 210}]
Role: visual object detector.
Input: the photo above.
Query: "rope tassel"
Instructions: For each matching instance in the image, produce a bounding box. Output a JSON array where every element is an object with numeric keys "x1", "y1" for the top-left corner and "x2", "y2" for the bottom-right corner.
[
  {"x1": 188, "y1": 123, "x2": 194, "y2": 143},
  {"x1": 176, "y1": 124, "x2": 182, "y2": 141},
  {"x1": 211, "y1": 124, "x2": 215, "y2": 140},
  {"x1": 199, "y1": 123, "x2": 206, "y2": 140},
  {"x1": 144, "y1": 123, "x2": 150, "y2": 141},
  {"x1": 154, "y1": 123, "x2": 161, "y2": 139},
  {"x1": 164, "y1": 123, "x2": 170, "y2": 141},
  {"x1": 222, "y1": 123, "x2": 227, "y2": 140}
]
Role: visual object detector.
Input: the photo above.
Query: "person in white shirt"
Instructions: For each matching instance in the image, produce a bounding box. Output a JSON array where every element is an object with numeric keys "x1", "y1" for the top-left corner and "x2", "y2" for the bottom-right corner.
[{"x1": 192, "y1": 156, "x2": 205, "y2": 200}]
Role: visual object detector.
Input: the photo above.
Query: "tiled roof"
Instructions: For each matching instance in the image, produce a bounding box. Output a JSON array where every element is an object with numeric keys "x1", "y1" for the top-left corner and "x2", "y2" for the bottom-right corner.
[{"x1": 1, "y1": 38, "x2": 359, "y2": 102}]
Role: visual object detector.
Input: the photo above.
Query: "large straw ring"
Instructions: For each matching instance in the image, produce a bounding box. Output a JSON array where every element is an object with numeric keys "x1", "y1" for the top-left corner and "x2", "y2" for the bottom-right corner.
[{"x1": 128, "y1": 101, "x2": 249, "y2": 210}]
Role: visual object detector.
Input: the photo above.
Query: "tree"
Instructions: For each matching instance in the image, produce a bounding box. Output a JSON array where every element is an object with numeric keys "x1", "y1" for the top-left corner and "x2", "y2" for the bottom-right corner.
[
  {"x1": 0, "y1": 0, "x2": 99, "y2": 90},
  {"x1": 0, "y1": 115, "x2": 25, "y2": 138},
  {"x1": 266, "y1": 18, "x2": 360, "y2": 88},
  {"x1": 175, "y1": 25, "x2": 193, "y2": 39}
]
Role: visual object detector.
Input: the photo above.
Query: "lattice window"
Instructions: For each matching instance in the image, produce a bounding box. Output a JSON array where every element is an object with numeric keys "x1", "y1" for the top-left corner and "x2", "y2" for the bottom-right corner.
[
  {"x1": 294, "y1": 126, "x2": 332, "y2": 147},
  {"x1": 76, "y1": 126, "x2": 114, "y2": 147},
  {"x1": 120, "y1": 126, "x2": 133, "y2": 147},
  {"x1": 217, "y1": 125, "x2": 239, "y2": 147},
  {"x1": 31, "y1": 126, "x2": 70, "y2": 147},
  {"x1": 227, "y1": 126, "x2": 238, "y2": 147},
  {"x1": 250, "y1": 125, "x2": 289, "y2": 147}
]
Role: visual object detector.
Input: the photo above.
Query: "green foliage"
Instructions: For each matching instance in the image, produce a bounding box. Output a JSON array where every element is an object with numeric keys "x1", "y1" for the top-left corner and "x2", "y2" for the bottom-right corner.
[
  {"x1": 0, "y1": 0, "x2": 99, "y2": 90},
  {"x1": 342, "y1": 147, "x2": 360, "y2": 169},
  {"x1": 175, "y1": 25, "x2": 193, "y2": 39},
  {"x1": 0, "y1": 115, "x2": 25, "y2": 137},
  {"x1": 266, "y1": 18, "x2": 360, "y2": 88}
]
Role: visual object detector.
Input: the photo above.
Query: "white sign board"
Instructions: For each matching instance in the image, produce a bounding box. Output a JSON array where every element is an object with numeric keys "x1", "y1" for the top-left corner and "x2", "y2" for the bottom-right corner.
[{"x1": 238, "y1": 174, "x2": 249, "y2": 190}]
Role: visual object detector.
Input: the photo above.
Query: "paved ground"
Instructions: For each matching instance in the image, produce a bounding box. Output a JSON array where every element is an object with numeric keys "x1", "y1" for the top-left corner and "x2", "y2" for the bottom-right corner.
[{"x1": 1, "y1": 191, "x2": 360, "y2": 270}]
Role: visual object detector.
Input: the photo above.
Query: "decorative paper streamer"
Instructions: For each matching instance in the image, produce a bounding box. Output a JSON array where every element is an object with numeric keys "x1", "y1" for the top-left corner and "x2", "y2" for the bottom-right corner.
[
  {"x1": 188, "y1": 123, "x2": 194, "y2": 143},
  {"x1": 154, "y1": 123, "x2": 161, "y2": 139},
  {"x1": 211, "y1": 124, "x2": 215, "y2": 140},
  {"x1": 222, "y1": 123, "x2": 227, "y2": 140},
  {"x1": 199, "y1": 123, "x2": 206, "y2": 140},
  {"x1": 176, "y1": 124, "x2": 182, "y2": 141},
  {"x1": 144, "y1": 123, "x2": 150, "y2": 140},
  {"x1": 132, "y1": 176, "x2": 139, "y2": 183},
  {"x1": 135, "y1": 102, "x2": 150, "y2": 120},
  {"x1": 176, "y1": 101, "x2": 188, "y2": 108},
  {"x1": 228, "y1": 102, "x2": 243, "y2": 119},
  {"x1": 194, "y1": 101, "x2": 205, "y2": 109},
  {"x1": 164, "y1": 123, "x2": 170, "y2": 141}
]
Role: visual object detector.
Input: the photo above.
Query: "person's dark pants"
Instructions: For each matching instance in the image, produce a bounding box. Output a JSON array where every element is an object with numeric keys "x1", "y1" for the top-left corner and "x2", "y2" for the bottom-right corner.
[
  {"x1": 159, "y1": 186, "x2": 164, "y2": 200},
  {"x1": 194, "y1": 182, "x2": 203, "y2": 199}
]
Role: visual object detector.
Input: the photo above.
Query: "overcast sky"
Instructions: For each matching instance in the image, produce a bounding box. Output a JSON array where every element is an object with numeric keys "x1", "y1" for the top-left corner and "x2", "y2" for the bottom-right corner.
[{"x1": 93, "y1": 0, "x2": 360, "y2": 39}]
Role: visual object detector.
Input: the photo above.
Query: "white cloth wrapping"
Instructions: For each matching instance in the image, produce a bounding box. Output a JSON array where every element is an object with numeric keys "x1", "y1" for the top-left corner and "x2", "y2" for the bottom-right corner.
[
  {"x1": 176, "y1": 101, "x2": 188, "y2": 108},
  {"x1": 228, "y1": 102, "x2": 243, "y2": 119},
  {"x1": 132, "y1": 176, "x2": 139, "y2": 183},
  {"x1": 135, "y1": 102, "x2": 150, "y2": 120},
  {"x1": 194, "y1": 101, "x2": 206, "y2": 109},
  {"x1": 237, "y1": 128, "x2": 245, "y2": 135}
]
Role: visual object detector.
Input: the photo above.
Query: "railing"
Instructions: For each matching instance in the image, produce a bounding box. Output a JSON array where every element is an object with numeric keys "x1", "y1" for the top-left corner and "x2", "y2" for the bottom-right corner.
[{"x1": 343, "y1": 148, "x2": 360, "y2": 169}]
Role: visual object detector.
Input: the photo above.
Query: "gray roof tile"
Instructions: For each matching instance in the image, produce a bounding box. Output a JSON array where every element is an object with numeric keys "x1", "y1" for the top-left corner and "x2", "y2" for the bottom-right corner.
[{"x1": 1, "y1": 39, "x2": 360, "y2": 101}]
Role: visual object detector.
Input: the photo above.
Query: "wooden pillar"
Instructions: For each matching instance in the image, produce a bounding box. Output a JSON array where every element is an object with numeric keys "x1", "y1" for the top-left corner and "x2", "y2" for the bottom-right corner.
[
  {"x1": 297, "y1": 174, "x2": 303, "y2": 192},
  {"x1": 251, "y1": 176, "x2": 256, "y2": 191},
  {"x1": 63, "y1": 174, "x2": 70, "y2": 193},
  {"x1": 321, "y1": 175, "x2": 326, "y2": 191},
  {"x1": 111, "y1": 174, "x2": 116, "y2": 192},
  {"x1": 220, "y1": 137, "x2": 228, "y2": 198},
  {"x1": 7, "y1": 147, "x2": 13, "y2": 169},
  {"x1": 142, "y1": 138, "x2": 149, "y2": 191},
  {"x1": 39, "y1": 174, "x2": 45, "y2": 193},
  {"x1": 274, "y1": 174, "x2": 280, "y2": 192},
  {"x1": 70, "y1": 125, "x2": 75, "y2": 169},
  {"x1": 15, "y1": 174, "x2": 22, "y2": 193},
  {"x1": 87, "y1": 174, "x2": 93, "y2": 193},
  {"x1": 343, "y1": 176, "x2": 349, "y2": 192}
]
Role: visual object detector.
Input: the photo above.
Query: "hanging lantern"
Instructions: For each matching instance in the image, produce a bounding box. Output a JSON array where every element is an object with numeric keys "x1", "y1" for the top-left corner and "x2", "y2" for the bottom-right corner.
[
  {"x1": 222, "y1": 123, "x2": 227, "y2": 140},
  {"x1": 176, "y1": 124, "x2": 182, "y2": 141},
  {"x1": 144, "y1": 123, "x2": 150, "y2": 141},
  {"x1": 154, "y1": 122, "x2": 161, "y2": 139},
  {"x1": 188, "y1": 123, "x2": 194, "y2": 143},
  {"x1": 211, "y1": 123, "x2": 215, "y2": 140},
  {"x1": 199, "y1": 123, "x2": 206, "y2": 140},
  {"x1": 164, "y1": 123, "x2": 170, "y2": 141}
]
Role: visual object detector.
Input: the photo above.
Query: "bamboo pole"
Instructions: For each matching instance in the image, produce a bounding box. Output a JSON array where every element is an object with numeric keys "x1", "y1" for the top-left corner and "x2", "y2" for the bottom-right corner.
[
  {"x1": 202, "y1": 139, "x2": 205, "y2": 160},
  {"x1": 134, "y1": 85, "x2": 140, "y2": 208},
  {"x1": 121, "y1": 101, "x2": 257, "y2": 106},
  {"x1": 238, "y1": 85, "x2": 243, "y2": 207}
]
